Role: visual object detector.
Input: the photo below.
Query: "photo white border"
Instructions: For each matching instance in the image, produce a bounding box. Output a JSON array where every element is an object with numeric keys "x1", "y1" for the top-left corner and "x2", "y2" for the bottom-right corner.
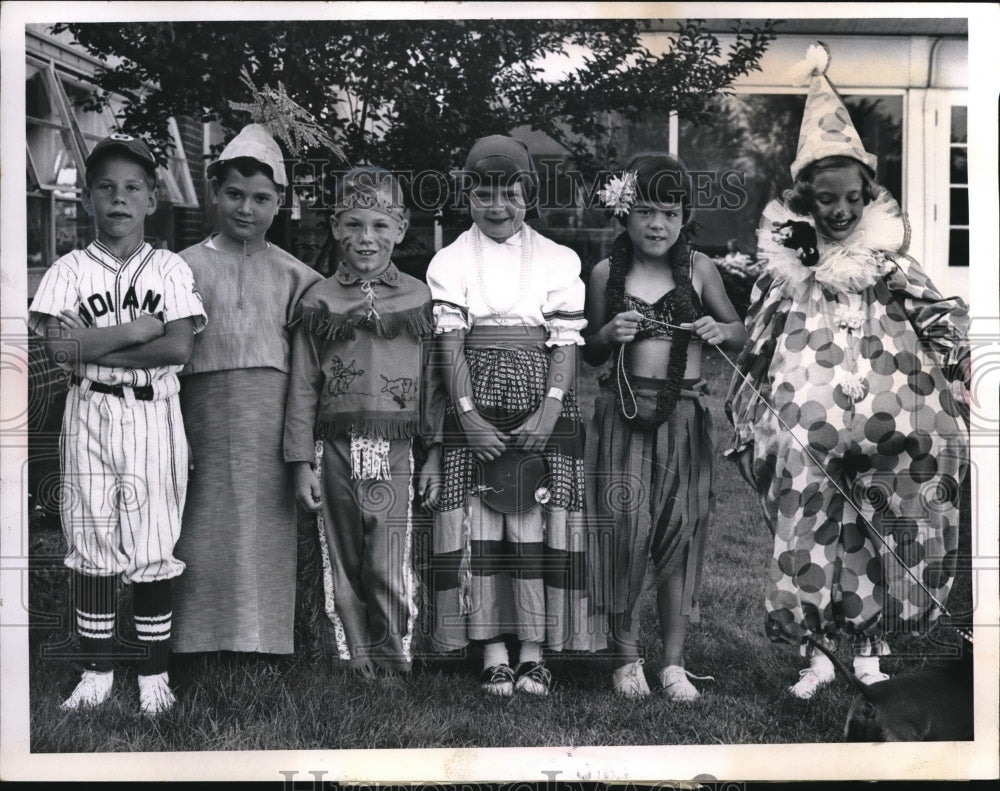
[{"x1": 2, "y1": 1, "x2": 998, "y2": 783}]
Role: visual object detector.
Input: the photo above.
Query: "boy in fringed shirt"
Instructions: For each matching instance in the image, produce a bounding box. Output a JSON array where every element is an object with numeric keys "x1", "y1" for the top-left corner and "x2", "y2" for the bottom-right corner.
[{"x1": 283, "y1": 167, "x2": 443, "y2": 678}]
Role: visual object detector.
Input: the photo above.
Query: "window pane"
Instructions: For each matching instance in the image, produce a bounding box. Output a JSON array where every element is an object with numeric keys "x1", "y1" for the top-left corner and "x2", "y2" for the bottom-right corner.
[
  {"x1": 677, "y1": 93, "x2": 903, "y2": 256},
  {"x1": 62, "y1": 77, "x2": 117, "y2": 140},
  {"x1": 26, "y1": 66, "x2": 82, "y2": 187},
  {"x1": 26, "y1": 123, "x2": 79, "y2": 187},
  {"x1": 28, "y1": 194, "x2": 49, "y2": 267},
  {"x1": 948, "y1": 228, "x2": 968, "y2": 267},
  {"x1": 950, "y1": 106, "x2": 967, "y2": 144},
  {"x1": 950, "y1": 187, "x2": 968, "y2": 226},
  {"x1": 950, "y1": 147, "x2": 968, "y2": 184},
  {"x1": 54, "y1": 199, "x2": 92, "y2": 257},
  {"x1": 26, "y1": 66, "x2": 55, "y2": 121}
]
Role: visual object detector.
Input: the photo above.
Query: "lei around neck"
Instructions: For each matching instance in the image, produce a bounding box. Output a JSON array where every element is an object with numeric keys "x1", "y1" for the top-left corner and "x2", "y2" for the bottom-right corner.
[{"x1": 605, "y1": 230, "x2": 697, "y2": 428}]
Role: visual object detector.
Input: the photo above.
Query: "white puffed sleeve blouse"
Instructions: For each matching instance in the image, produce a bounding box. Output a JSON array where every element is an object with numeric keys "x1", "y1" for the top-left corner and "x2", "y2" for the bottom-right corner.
[{"x1": 425, "y1": 224, "x2": 586, "y2": 346}]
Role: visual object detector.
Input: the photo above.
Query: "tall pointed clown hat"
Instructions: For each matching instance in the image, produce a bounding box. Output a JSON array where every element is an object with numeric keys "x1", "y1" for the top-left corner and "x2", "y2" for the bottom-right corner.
[{"x1": 789, "y1": 42, "x2": 877, "y2": 180}]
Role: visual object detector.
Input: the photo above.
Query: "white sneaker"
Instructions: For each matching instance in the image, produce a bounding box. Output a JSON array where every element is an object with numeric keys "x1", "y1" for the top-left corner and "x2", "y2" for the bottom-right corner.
[
  {"x1": 855, "y1": 669, "x2": 890, "y2": 685},
  {"x1": 788, "y1": 667, "x2": 835, "y2": 699},
  {"x1": 514, "y1": 661, "x2": 552, "y2": 696},
  {"x1": 659, "y1": 665, "x2": 712, "y2": 701},
  {"x1": 138, "y1": 672, "x2": 175, "y2": 715},
  {"x1": 479, "y1": 664, "x2": 515, "y2": 697},
  {"x1": 612, "y1": 659, "x2": 650, "y2": 698},
  {"x1": 60, "y1": 669, "x2": 114, "y2": 710},
  {"x1": 852, "y1": 656, "x2": 890, "y2": 685}
]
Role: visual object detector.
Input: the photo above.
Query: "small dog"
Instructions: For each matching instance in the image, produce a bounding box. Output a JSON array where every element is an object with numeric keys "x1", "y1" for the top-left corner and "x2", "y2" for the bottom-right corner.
[{"x1": 806, "y1": 636, "x2": 974, "y2": 742}]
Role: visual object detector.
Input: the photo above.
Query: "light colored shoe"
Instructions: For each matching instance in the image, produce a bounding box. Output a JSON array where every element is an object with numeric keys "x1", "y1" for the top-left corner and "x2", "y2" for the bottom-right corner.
[
  {"x1": 514, "y1": 661, "x2": 552, "y2": 696},
  {"x1": 612, "y1": 659, "x2": 650, "y2": 698},
  {"x1": 855, "y1": 669, "x2": 890, "y2": 685},
  {"x1": 479, "y1": 664, "x2": 515, "y2": 697},
  {"x1": 659, "y1": 665, "x2": 713, "y2": 701},
  {"x1": 788, "y1": 666, "x2": 835, "y2": 699},
  {"x1": 60, "y1": 669, "x2": 114, "y2": 710},
  {"x1": 138, "y1": 672, "x2": 176, "y2": 715},
  {"x1": 852, "y1": 656, "x2": 890, "y2": 685}
]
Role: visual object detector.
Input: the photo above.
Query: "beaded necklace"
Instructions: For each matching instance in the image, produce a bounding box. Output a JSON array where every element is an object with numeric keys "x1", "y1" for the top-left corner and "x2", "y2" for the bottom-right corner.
[{"x1": 472, "y1": 224, "x2": 532, "y2": 317}]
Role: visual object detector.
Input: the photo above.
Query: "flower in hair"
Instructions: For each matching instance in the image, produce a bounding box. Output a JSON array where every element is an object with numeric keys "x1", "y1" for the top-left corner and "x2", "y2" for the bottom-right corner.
[
  {"x1": 598, "y1": 171, "x2": 638, "y2": 216},
  {"x1": 771, "y1": 220, "x2": 819, "y2": 267}
]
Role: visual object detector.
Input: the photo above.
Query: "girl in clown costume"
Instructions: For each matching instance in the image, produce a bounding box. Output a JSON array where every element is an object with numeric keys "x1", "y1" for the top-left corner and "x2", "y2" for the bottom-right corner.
[{"x1": 725, "y1": 43, "x2": 970, "y2": 699}]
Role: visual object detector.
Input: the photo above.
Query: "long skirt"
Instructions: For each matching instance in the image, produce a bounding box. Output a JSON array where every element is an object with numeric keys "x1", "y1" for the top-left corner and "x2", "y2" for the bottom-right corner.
[
  {"x1": 430, "y1": 335, "x2": 606, "y2": 653},
  {"x1": 585, "y1": 376, "x2": 714, "y2": 631},
  {"x1": 173, "y1": 368, "x2": 297, "y2": 654}
]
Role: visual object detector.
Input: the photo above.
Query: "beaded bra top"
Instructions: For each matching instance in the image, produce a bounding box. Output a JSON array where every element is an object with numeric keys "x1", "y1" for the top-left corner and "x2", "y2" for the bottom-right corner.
[{"x1": 623, "y1": 288, "x2": 705, "y2": 342}]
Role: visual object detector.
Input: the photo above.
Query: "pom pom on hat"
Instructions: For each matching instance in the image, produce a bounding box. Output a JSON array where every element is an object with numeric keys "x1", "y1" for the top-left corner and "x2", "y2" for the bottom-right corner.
[
  {"x1": 789, "y1": 41, "x2": 878, "y2": 180},
  {"x1": 784, "y1": 41, "x2": 830, "y2": 87}
]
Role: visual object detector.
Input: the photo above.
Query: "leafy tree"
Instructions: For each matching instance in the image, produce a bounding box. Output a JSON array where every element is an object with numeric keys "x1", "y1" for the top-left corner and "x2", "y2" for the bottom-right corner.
[{"x1": 51, "y1": 18, "x2": 776, "y2": 183}]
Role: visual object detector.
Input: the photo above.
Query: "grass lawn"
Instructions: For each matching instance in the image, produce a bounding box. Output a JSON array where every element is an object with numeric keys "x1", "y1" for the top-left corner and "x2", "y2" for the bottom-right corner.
[{"x1": 26, "y1": 347, "x2": 974, "y2": 753}]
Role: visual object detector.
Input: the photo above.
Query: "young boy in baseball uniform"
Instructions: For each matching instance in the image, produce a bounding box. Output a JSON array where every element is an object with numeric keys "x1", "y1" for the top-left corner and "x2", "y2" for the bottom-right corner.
[{"x1": 28, "y1": 134, "x2": 206, "y2": 715}]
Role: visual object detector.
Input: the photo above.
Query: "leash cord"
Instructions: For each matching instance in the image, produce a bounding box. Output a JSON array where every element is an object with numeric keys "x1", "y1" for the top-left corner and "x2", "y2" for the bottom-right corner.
[
  {"x1": 711, "y1": 342, "x2": 963, "y2": 627},
  {"x1": 636, "y1": 315, "x2": 971, "y2": 644}
]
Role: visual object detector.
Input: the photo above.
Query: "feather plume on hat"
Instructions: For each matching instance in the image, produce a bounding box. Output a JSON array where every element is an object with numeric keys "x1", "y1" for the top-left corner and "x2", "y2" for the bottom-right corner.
[
  {"x1": 209, "y1": 67, "x2": 348, "y2": 187},
  {"x1": 788, "y1": 41, "x2": 877, "y2": 180}
]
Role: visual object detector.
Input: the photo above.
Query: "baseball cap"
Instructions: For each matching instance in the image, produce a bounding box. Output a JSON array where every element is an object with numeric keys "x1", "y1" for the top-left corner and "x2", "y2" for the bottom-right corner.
[{"x1": 85, "y1": 133, "x2": 158, "y2": 181}]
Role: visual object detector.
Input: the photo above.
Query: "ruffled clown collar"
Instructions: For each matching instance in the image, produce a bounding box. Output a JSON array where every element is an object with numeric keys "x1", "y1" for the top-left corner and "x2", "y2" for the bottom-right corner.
[{"x1": 757, "y1": 187, "x2": 911, "y2": 295}]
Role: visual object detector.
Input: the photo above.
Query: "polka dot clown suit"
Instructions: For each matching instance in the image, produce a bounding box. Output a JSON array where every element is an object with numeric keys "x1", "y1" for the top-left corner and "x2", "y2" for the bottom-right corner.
[{"x1": 726, "y1": 191, "x2": 970, "y2": 656}]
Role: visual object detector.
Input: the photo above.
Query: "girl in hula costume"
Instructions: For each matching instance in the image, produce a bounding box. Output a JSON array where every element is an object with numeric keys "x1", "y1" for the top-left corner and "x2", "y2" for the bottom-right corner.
[{"x1": 584, "y1": 152, "x2": 746, "y2": 700}]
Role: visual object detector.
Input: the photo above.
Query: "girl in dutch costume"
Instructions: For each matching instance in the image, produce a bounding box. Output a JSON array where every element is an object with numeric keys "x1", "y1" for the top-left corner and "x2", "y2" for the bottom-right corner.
[{"x1": 427, "y1": 135, "x2": 606, "y2": 696}]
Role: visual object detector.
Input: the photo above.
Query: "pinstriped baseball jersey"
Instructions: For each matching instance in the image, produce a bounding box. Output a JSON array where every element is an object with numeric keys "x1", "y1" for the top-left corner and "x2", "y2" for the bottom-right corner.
[{"x1": 29, "y1": 240, "x2": 207, "y2": 397}]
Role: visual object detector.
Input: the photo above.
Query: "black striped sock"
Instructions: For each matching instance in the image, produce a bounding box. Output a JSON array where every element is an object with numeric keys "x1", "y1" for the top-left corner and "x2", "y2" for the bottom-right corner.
[
  {"x1": 73, "y1": 571, "x2": 116, "y2": 673},
  {"x1": 133, "y1": 579, "x2": 172, "y2": 676}
]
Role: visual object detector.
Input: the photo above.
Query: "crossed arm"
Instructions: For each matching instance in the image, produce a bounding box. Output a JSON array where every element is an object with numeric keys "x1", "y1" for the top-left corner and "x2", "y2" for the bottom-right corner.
[{"x1": 44, "y1": 311, "x2": 195, "y2": 369}]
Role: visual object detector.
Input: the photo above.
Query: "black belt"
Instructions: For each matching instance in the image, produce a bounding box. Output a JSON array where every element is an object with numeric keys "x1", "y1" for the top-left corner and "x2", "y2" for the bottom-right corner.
[{"x1": 71, "y1": 374, "x2": 155, "y2": 401}]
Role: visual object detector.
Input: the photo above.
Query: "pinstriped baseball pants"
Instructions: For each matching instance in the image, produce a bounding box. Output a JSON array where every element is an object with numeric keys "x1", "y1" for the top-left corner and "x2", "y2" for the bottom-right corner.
[{"x1": 59, "y1": 385, "x2": 187, "y2": 582}]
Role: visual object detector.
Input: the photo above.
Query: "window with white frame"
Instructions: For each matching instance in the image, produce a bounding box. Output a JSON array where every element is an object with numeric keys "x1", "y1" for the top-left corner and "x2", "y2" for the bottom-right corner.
[
  {"x1": 946, "y1": 104, "x2": 968, "y2": 267},
  {"x1": 26, "y1": 51, "x2": 199, "y2": 271},
  {"x1": 920, "y1": 89, "x2": 969, "y2": 301}
]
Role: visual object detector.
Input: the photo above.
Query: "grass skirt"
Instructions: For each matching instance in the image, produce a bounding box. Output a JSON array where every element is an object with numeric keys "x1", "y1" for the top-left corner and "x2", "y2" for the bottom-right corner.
[{"x1": 585, "y1": 376, "x2": 714, "y2": 631}]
